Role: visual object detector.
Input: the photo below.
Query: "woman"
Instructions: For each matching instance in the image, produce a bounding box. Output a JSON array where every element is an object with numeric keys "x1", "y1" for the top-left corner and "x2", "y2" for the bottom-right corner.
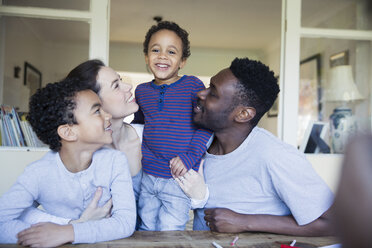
[{"x1": 66, "y1": 60, "x2": 142, "y2": 198}]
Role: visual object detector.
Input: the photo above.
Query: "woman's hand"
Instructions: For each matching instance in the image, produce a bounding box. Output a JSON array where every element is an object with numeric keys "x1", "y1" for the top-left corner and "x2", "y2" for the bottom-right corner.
[{"x1": 174, "y1": 160, "x2": 207, "y2": 200}]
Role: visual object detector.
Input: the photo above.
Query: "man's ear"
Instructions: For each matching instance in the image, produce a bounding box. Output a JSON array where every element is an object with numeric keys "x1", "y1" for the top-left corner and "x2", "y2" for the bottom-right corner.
[
  {"x1": 234, "y1": 106, "x2": 256, "y2": 123},
  {"x1": 57, "y1": 124, "x2": 77, "y2": 142}
]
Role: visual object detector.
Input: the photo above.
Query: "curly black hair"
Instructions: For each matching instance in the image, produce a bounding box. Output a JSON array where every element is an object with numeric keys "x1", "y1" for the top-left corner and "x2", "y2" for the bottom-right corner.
[
  {"x1": 66, "y1": 59, "x2": 105, "y2": 94},
  {"x1": 229, "y1": 57, "x2": 280, "y2": 127},
  {"x1": 27, "y1": 78, "x2": 91, "y2": 152},
  {"x1": 143, "y1": 21, "x2": 190, "y2": 59}
]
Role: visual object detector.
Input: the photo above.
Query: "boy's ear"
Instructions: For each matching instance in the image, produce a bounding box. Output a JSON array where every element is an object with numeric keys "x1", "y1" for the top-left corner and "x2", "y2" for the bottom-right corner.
[
  {"x1": 179, "y1": 58, "x2": 187, "y2": 70},
  {"x1": 57, "y1": 124, "x2": 77, "y2": 142},
  {"x1": 234, "y1": 106, "x2": 256, "y2": 123},
  {"x1": 145, "y1": 55, "x2": 149, "y2": 66}
]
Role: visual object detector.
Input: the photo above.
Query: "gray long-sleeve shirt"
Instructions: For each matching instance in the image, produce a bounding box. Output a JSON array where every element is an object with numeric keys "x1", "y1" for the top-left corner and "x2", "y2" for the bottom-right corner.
[{"x1": 0, "y1": 147, "x2": 136, "y2": 244}]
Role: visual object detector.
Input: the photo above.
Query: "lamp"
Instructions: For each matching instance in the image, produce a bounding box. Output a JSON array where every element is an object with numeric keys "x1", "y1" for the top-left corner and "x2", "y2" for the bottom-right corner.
[{"x1": 325, "y1": 65, "x2": 364, "y2": 153}]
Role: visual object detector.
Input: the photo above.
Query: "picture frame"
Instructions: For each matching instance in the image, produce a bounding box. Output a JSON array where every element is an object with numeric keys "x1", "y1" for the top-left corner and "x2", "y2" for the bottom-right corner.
[
  {"x1": 329, "y1": 50, "x2": 349, "y2": 68},
  {"x1": 299, "y1": 121, "x2": 330, "y2": 154},
  {"x1": 24, "y1": 62, "x2": 42, "y2": 97},
  {"x1": 267, "y1": 76, "x2": 279, "y2": 117},
  {"x1": 298, "y1": 54, "x2": 322, "y2": 146}
]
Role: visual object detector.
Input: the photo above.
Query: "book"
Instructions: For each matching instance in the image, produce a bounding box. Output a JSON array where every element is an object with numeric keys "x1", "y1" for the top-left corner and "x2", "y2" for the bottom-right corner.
[{"x1": 0, "y1": 105, "x2": 43, "y2": 148}]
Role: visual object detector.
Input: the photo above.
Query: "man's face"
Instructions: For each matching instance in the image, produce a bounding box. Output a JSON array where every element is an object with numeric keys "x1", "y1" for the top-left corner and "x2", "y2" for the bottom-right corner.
[{"x1": 193, "y1": 68, "x2": 238, "y2": 131}]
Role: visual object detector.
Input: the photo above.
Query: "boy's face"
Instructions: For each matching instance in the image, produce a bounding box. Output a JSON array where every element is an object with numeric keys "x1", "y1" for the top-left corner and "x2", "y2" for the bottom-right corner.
[
  {"x1": 73, "y1": 90, "x2": 113, "y2": 147},
  {"x1": 145, "y1": 29, "x2": 186, "y2": 85}
]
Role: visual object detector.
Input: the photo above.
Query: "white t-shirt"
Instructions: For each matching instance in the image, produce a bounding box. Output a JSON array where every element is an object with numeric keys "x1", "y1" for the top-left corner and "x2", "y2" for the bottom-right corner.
[{"x1": 193, "y1": 127, "x2": 334, "y2": 230}]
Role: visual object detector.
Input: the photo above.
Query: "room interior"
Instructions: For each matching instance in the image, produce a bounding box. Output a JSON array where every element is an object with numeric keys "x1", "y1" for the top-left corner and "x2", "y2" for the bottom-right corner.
[{"x1": 0, "y1": 0, "x2": 371, "y2": 195}]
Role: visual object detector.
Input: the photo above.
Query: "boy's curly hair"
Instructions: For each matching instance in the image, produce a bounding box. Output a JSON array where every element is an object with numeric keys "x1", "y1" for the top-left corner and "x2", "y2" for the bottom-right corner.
[
  {"x1": 143, "y1": 21, "x2": 191, "y2": 59},
  {"x1": 27, "y1": 78, "x2": 91, "y2": 152},
  {"x1": 229, "y1": 57, "x2": 280, "y2": 127}
]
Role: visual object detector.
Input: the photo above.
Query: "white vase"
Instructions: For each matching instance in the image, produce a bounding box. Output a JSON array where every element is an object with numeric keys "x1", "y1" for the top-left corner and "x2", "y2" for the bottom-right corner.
[{"x1": 329, "y1": 107, "x2": 357, "y2": 153}]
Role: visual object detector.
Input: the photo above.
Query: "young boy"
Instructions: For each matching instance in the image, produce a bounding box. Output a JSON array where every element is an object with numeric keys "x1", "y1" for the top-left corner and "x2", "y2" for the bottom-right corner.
[
  {"x1": 0, "y1": 79, "x2": 136, "y2": 246},
  {"x1": 132, "y1": 21, "x2": 212, "y2": 231}
]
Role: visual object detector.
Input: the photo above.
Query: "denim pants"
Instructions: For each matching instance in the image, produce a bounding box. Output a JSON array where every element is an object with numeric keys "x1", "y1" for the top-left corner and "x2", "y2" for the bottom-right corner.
[{"x1": 138, "y1": 172, "x2": 191, "y2": 231}]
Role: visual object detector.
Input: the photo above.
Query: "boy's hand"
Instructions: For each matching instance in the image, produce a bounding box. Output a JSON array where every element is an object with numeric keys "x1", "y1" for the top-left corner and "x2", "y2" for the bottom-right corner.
[
  {"x1": 170, "y1": 156, "x2": 188, "y2": 178},
  {"x1": 70, "y1": 187, "x2": 112, "y2": 224},
  {"x1": 17, "y1": 222, "x2": 74, "y2": 247}
]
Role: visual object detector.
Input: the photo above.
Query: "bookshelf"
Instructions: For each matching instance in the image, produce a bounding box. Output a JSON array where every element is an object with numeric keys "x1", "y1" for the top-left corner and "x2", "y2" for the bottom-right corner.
[{"x1": 0, "y1": 104, "x2": 45, "y2": 148}]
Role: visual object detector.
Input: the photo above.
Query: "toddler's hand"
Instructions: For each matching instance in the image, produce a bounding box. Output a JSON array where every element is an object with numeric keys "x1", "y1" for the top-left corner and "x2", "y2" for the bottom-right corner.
[{"x1": 170, "y1": 156, "x2": 188, "y2": 178}]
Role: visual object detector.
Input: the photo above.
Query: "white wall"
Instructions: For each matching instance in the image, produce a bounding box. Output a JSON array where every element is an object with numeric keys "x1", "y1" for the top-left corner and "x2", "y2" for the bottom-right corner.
[
  {"x1": 109, "y1": 41, "x2": 264, "y2": 78},
  {"x1": 259, "y1": 39, "x2": 281, "y2": 136},
  {"x1": 3, "y1": 17, "x2": 43, "y2": 112},
  {"x1": 2, "y1": 17, "x2": 89, "y2": 112}
]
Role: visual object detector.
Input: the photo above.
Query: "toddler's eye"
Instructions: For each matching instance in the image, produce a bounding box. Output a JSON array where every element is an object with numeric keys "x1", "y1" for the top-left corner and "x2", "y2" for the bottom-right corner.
[{"x1": 151, "y1": 49, "x2": 159, "y2": 53}]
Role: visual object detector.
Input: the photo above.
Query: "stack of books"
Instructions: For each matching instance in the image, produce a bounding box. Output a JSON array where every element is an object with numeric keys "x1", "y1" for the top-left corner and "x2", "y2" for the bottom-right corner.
[{"x1": 0, "y1": 105, "x2": 45, "y2": 147}]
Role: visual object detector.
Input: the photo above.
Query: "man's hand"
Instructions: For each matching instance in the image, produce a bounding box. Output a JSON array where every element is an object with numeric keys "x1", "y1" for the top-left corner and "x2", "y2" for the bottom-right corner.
[
  {"x1": 70, "y1": 187, "x2": 112, "y2": 224},
  {"x1": 204, "y1": 208, "x2": 246, "y2": 233},
  {"x1": 175, "y1": 159, "x2": 206, "y2": 200},
  {"x1": 170, "y1": 156, "x2": 188, "y2": 178},
  {"x1": 17, "y1": 222, "x2": 74, "y2": 248}
]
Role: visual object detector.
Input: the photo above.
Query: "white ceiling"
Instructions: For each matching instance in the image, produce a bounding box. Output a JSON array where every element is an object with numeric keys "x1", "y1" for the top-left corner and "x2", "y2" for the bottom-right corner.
[{"x1": 3, "y1": 0, "x2": 356, "y2": 50}]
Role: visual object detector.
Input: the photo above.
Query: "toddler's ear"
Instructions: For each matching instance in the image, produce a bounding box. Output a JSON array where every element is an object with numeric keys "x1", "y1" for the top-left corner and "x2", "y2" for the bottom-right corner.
[
  {"x1": 57, "y1": 124, "x2": 77, "y2": 141},
  {"x1": 179, "y1": 58, "x2": 187, "y2": 70}
]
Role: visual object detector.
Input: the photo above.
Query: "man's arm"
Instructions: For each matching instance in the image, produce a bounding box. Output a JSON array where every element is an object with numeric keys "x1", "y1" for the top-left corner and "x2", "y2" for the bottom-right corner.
[{"x1": 204, "y1": 208, "x2": 335, "y2": 236}]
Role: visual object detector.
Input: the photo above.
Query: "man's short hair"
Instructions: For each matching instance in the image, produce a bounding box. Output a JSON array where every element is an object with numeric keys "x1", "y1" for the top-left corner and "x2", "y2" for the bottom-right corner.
[
  {"x1": 27, "y1": 78, "x2": 90, "y2": 152},
  {"x1": 229, "y1": 57, "x2": 280, "y2": 126}
]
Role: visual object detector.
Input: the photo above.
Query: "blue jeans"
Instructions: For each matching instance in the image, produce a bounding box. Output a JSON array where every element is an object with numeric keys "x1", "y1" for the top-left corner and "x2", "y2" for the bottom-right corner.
[{"x1": 138, "y1": 172, "x2": 191, "y2": 231}]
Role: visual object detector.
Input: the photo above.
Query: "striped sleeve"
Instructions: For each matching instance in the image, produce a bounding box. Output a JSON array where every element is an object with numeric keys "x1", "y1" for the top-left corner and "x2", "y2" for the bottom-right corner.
[{"x1": 178, "y1": 80, "x2": 212, "y2": 170}]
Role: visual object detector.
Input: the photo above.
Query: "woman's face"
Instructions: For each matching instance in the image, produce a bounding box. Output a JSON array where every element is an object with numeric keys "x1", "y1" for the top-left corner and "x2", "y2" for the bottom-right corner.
[{"x1": 96, "y1": 66, "x2": 138, "y2": 119}]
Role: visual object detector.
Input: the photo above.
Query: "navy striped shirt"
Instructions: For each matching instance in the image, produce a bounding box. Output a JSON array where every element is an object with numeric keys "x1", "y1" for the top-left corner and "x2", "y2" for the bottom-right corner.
[{"x1": 133, "y1": 75, "x2": 212, "y2": 178}]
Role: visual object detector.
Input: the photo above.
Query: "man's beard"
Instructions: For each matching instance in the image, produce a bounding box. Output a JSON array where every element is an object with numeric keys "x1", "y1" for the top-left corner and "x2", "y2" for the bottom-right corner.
[{"x1": 193, "y1": 103, "x2": 235, "y2": 132}]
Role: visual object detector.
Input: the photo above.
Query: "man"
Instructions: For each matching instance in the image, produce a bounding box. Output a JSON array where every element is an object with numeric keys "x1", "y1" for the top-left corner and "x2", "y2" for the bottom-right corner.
[{"x1": 187, "y1": 57, "x2": 334, "y2": 236}]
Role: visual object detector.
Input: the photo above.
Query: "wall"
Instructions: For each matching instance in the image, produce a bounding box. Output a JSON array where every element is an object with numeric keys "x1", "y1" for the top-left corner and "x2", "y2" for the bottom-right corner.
[
  {"x1": 2, "y1": 17, "x2": 89, "y2": 112},
  {"x1": 3, "y1": 17, "x2": 43, "y2": 112},
  {"x1": 109, "y1": 41, "x2": 264, "y2": 78},
  {"x1": 258, "y1": 39, "x2": 281, "y2": 136}
]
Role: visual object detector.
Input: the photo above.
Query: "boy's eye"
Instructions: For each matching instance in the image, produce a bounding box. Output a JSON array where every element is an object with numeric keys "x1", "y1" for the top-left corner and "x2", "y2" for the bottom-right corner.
[
  {"x1": 168, "y1": 50, "x2": 176, "y2": 55},
  {"x1": 113, "y1": 83, "x2": 119, "y2": 89},
  {"x1": 95, "y1": 108, "x2": 101, "y2": 114},
  {"x1": 151, "y1": 49, "x2": 159, "y2": 53}
]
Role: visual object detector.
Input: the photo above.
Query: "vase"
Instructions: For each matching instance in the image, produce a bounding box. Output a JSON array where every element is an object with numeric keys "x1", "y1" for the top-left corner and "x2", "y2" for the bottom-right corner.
[{"x1": 329, "y1": 107, "x2": 357, "y2": 153}]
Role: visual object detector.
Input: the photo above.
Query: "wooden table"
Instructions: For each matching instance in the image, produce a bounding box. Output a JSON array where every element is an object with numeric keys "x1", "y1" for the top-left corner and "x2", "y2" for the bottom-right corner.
[{"x1": 0, "y1": 231, "x2": 339, "y2": 248}]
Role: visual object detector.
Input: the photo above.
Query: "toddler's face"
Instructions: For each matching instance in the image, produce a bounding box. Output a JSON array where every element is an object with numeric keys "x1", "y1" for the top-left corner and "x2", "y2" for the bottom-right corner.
[{"x1": 145, "y1": 29, "x2": 186, "y2": 85}]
